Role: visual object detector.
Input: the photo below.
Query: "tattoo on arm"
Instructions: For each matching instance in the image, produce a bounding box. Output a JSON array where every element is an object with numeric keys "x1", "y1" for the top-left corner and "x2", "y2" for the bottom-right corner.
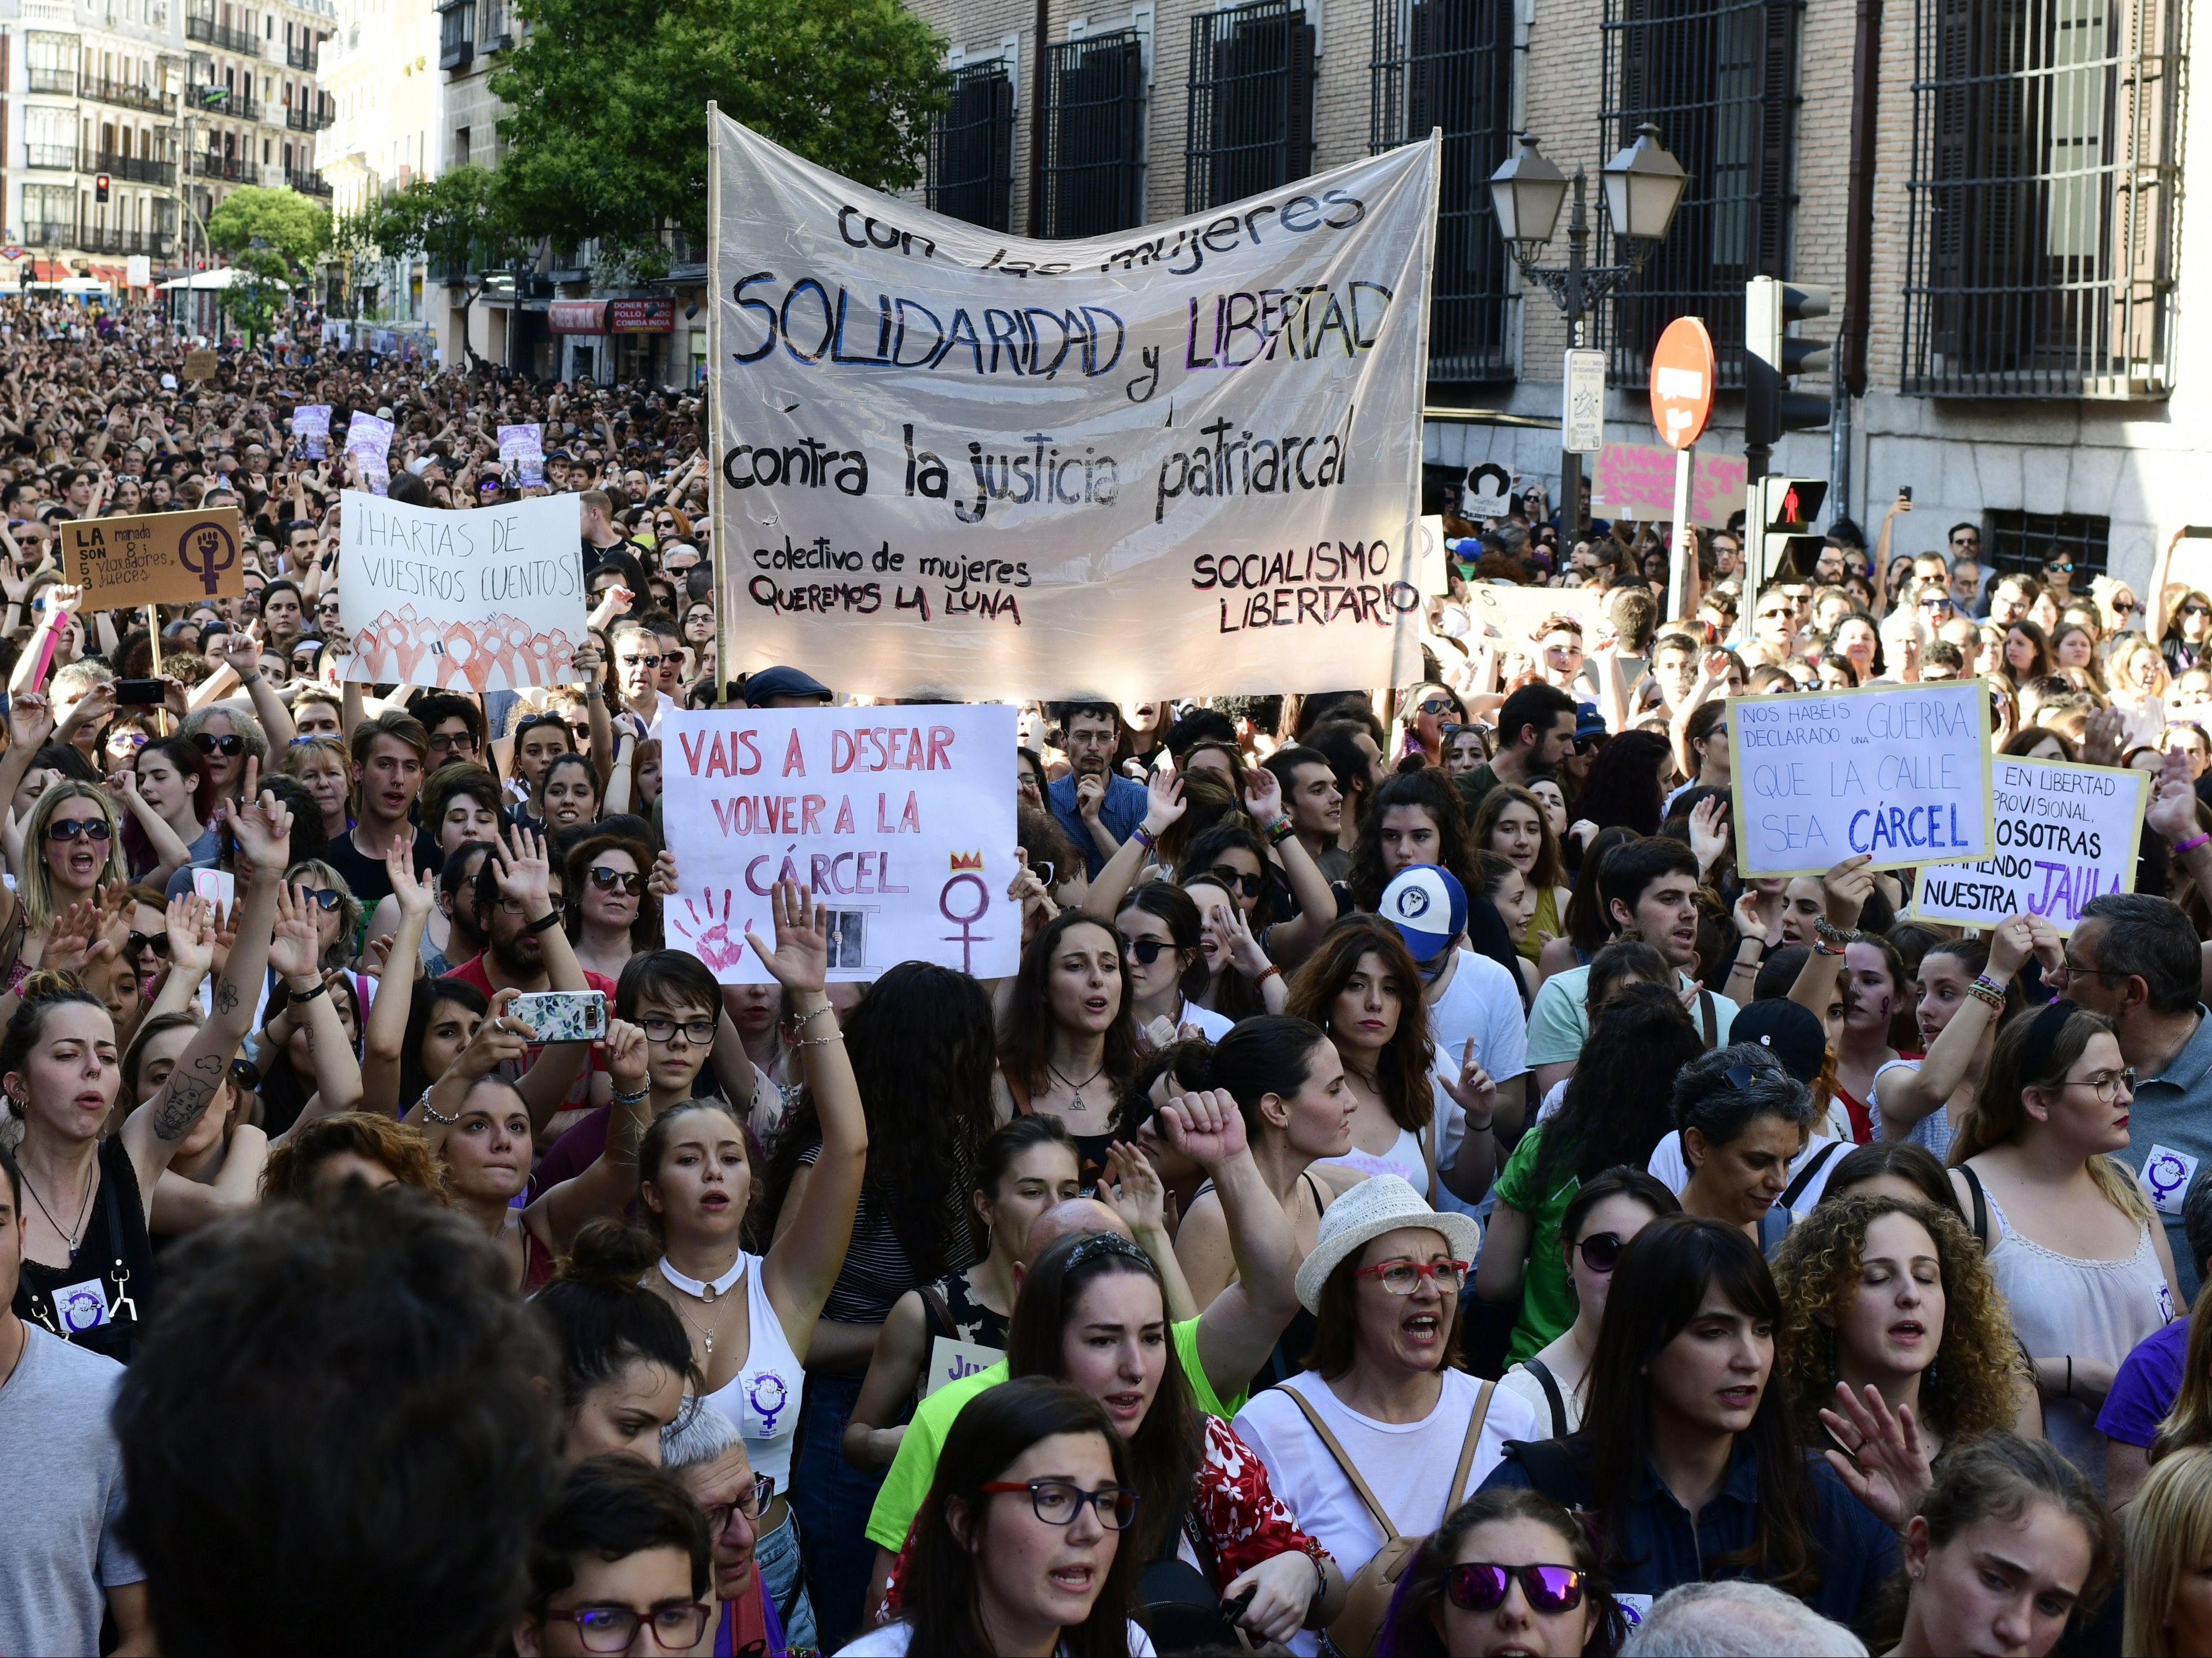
[
  {"x1": 153, "y1": 1075, "x2": 214, "y2": 1141},
  {"x1": 215, "y1": 979, "x2": 239, "y2": 1016}
]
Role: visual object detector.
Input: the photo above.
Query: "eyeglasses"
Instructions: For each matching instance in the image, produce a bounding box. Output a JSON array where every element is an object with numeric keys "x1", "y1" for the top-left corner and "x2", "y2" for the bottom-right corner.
[
  {"x1": 1206, "y1": 866, "x2": 1266, "y2": 899},
  {"x1": 2048, "y1": 561, "x2": 2075, "y2": 573},
  {"x1": 192, "y1": 732, "x2": 247, "y2": 756},
  {"x1": 978, "y1": 1478, "x2": 1141, "y2": 1530},
  {"x1": 2113, "y1": 600, "x2": 2141, "y2": 614},
  {"x1": 541, "y1": 1603, "x2": 712, "y2": 1655},
  {"x1": 642, "y1": 1015, "x2": 717, "y2": 1046},
  {"x1": 316, "y1": 599, "x2": 340, "y2": 614},
  {"x1": 619, "y1": 653, "x2": 665, "y2": 669},
  {"x1": 428, "y1": 730, "x2": 479, "y2": 753},
  {"x1": 1442, "y1": 1563, "x2": 1587, "y2": 1615},
  {"x1": 589, "y1": 864, "x2": 644, "y2": 895},
  {"x1": 1417, "y1": 698, "x2": 1453, "y2": 716},
  {"x1": 1124, "y1": 937, "x2": 1174, "y2": 966},
  {"x1": 1355, "y1": 1259, "x2": 1469, "y2": 1295},
  {"x1": 294, "y1": 887, "x2": 343, "y2": 912},
  {"x1": 2064, "y1": 1067, "x2": 2136, "y2": 1103},
  {"x1": 1756, "y1": 608, "x2": 1794, "y2": 622},
  {"x1": 704, "y1": 1474, "x2": 775, "y2": 1534},
  {"x1": 1919, "y1": 597, "x2": 1953, "y2": 611},
  {"x1": 1574, "y1": 1231, "x2": 1625, "y2": 1274},
  {"x1": 2056, "y1": 954, "x2": 2121, "y2": 982},
  {"x1": 45, "y1": 817, "x2": 112, "y2": 842}
]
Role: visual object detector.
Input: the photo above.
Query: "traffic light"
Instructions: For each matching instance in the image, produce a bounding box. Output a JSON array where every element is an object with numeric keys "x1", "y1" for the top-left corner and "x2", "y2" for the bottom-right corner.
[
  {"x1": 1747, "y1": 475, "x2": 1829, "y2": 593},
  {"x1": 1744, "y1": 275, "x2": 1832, "y2": 460},
  {"x1": 94, "y1": 174, "x2": 110, "y2": 205}
]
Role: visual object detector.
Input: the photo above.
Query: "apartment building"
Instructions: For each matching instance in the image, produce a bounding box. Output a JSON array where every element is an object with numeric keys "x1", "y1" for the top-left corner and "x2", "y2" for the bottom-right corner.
[
  {"x1": 319, "y1": 0, "x2": 434, "y2": 321},
  {"x1": 3, "y1": 0, "x2": 330, "y2": 277},
  {"x1": 901, "y1": 0, "x2": 2208, "y2": 592}
]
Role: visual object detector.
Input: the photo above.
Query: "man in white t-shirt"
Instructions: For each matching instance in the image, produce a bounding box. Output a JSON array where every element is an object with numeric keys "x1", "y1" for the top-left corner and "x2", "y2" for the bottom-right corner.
[
  {"x1": 0, "y1": 1147, "x2": 149, "y2": 1658},
  {"x1": 1373, "y1": 866, "x2": 1527, "y2": 1208}
]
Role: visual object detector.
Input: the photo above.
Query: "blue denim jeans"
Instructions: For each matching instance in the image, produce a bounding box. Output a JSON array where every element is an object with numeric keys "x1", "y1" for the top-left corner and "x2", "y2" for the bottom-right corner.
[
  {"x1": 790, "y1": 1370, "x2": 883, "y2": 1652},
  {"x1": 754, "y1": 1502, "x2": 817, "y2": 1655}
]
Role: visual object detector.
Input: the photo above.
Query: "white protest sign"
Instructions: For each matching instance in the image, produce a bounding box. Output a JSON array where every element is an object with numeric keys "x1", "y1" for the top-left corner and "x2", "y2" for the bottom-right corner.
[
  {"x1": 291, "y1": 403, "x2": 330, "y2": 459},
  {"x1": 662, "y1": 704, "x2": 1018, "y2": 983},
  {"x1": 924, "y1": 1335, "x2": 1003, "y2": 1398},
  {"x1": 1730, "y1": 680, "x2": 1995, "y2": 878},
  {"x1": 338, "y1": 491, "x2": 589, "y2": 691},
  {"x1": 709, "y1": 113, "x2": 1436, "y2": 701},
  {"x1": 499, "y1": 423, "x2": 544, "y2": 486},
  {"x1": 1464, "y1": 461, "x2": 1512, "y2": 517},
  {"x1": 344, "y1": 411, "x2": 393, "y2": 496},
  {"x1": 1462, "y1": 582, "x2": 1606, "y2": 646},
  {"x1": 1906, "y1": 756, "x2": 2147, "y2": 935}
]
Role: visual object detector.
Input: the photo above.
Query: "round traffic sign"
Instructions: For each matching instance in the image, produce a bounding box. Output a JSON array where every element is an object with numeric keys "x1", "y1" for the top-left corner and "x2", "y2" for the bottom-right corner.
[{"x1": 1649, "y1": 316, "x2": 1716, "y2": 450}]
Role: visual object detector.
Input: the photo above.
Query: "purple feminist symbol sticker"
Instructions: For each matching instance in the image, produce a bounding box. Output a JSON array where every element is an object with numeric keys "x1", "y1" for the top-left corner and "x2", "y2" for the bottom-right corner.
[
  {"x1": 747, "y1": 1372, "x2": 790, "y2": 1438},
  {"x1": 2146, "y1": 1147, "x2": 2195, "y2": 1210}
]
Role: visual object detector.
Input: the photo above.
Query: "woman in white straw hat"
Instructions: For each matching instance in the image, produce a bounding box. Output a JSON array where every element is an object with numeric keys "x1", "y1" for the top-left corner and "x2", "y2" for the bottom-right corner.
[{"x1": 1230, "y1": 1174, "x2": 1543, "y2": 1656}]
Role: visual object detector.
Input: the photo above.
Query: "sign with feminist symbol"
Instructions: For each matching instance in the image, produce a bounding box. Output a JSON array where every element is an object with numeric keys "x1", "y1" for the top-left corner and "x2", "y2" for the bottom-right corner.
[
  {"x1": 706, "y1": 109, "x2": 1438, "y2": 700},
  {"x1": 662, "y1": 704, "x2": 1018, "y2": 984},
  {"x1": 61, "y1": 506, "x2": 245, "y2": 607}
]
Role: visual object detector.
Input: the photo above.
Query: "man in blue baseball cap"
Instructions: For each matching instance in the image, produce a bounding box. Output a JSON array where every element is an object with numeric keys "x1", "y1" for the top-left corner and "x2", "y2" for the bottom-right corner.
[{"x1": 1376, "y1": 864, "x2": 1528, "y2": 1205}]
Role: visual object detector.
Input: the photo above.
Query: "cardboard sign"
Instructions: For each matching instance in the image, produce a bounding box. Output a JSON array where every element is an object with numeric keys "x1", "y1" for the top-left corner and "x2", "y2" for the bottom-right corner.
[
  {"x1": 923, "y1": 1336, "x2": 1003, "y2": 1398},
  {"x1": 1564, "y1": 349, "x2": 1606, "y2": 453},
  {"x1": 292, "y1": 403, "x2": 330, "y2": 460},
  {"x1": 1730, "y1": 681, "x2": 1995, "y2": 878},
  {"x1": 1591, "y1": 442, "x2": 1747, "y2": 523},
  {"x1": 497, "y1": 423, "x2": 544, "y2": 486},
  {"x1": 708, "y1": 113, "x2": 1436, "y2": 700},
  {"x1": 61, "y1": 506, "x2": 245, "y2": 607},
  {"x1": 1464, "y1": 461, "x2": 1512, "y2": 518},
  {"x1": 338, "y1": 491, "x2": 589, "y2": 691},
  {"x1": 1906, "y1": 756, "x2": 2147, "y2": 935},
  {"x1": 182, "y1": 348, "x2": 217, "y2": 382},
  {"x1": 661, "y1": 703, "x2": 1018, "y2": 983},
  {"x1": 1462, "y1": 582, "x2": 1607, "y2": 647},
  {"x1": 344, "y1": 411, "x2": 394, "y2": 496}
]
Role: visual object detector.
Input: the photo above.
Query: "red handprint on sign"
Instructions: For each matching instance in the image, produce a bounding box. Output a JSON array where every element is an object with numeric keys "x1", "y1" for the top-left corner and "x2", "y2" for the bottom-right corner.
[{"x1": 669, "y1": 889, "x2": 752, "y2": 974}]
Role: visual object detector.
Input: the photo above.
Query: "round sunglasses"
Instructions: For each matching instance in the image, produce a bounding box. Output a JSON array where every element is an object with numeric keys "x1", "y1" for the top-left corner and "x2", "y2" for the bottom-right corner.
[
  {"x1": 588, "y1": 864, "x2": 644, "y2": 895},
  {"x1": 1574, "y1": 1230, "x2": 1626, "y2": 1274},
  {"x1": 192, "y1": 732, "x2": 246, "y2": 756},
  {"x1": 1442, "y1": 1562, "x2": 1586, "y2": 1615}
]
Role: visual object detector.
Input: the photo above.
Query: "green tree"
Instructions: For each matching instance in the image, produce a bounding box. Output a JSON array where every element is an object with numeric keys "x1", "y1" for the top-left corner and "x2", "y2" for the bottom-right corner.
[
  {"x1": 204, "y1": 185, "x2": 332, "y2": 342},
  {"x1": 362, "y1": 166, "x2": 525, "y2": 357},
  {"x1": 490, "y1": 0, "x2": 944, "y2": 267}
]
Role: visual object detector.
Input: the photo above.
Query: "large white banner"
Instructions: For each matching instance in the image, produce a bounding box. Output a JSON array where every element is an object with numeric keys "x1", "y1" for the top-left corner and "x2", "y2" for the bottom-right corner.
[
  {"x1": 338, "y1": 491, "x2": 589, "y2": 691},
  {"x1": 662, "y1": 704, "x2": 1018, "y2": 983},
  {"x1": 708, "y1": 111, "x2": 1438, "y2": 701}
]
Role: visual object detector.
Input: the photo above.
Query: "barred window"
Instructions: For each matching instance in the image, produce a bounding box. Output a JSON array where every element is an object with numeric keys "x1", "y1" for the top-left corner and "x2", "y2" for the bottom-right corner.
[
  {"x1": 1370, "y1": 0, "x2": 1515, "y2": 382},
  {"x1": 436, "y1": 0, "x2": 472, "y2": 70},
  {"x1": 1041, "y1": 32, "x2": 1146, "y2": 238},
  {"x1": 1983, "y1": 508, "x2": 2109, "y2": 578},
  {"x1": 1599, "y1": 0, "x2": 1799, "y2": 389},
  {"x1": 1902, "y1": 0, "x2": 2184, "y2": 396},
  {"x1": 1185, "y1": 0, "x2": 1315, "y2": 212},
  {"x1": 929, "y1": 60, "x2": 1016, "y2": 232}
]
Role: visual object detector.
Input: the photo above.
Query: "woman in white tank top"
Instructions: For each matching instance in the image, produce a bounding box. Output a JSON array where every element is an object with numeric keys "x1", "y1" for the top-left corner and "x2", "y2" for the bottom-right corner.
[{"x1": 1947, "y1": 1004, "x2": 2182, "y2": 1488}]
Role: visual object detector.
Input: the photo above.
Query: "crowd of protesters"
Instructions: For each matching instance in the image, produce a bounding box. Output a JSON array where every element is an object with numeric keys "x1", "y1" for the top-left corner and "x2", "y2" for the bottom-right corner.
[{"x1": 9, "y1": 293, "x2": 2212, "y2": 1658}]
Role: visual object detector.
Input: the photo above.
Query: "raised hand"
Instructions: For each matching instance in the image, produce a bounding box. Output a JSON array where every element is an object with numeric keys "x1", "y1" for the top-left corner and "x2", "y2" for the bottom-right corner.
[
  {"x1": 1160, "y1": 1087, "x2": 1250, "y2": 1170},
  {"x1": 1242, "y1": 762, "x2": 1284, "y2": 827},
  {"x1": 7, "y1": 689, "x2": 54, "y2": 751},
  {"x1": 1438, "y1": 1037, "x2": 1497, "y2": 1123},
  {"x1": 2080, "y1": 706, "x2": 2129, "y2": 769},
  {"x1": 39, "y1": 898, "x2": 99, "y2": 974},
  {"x1": 456, "y1": 986, "x2": 533, "y2": 1079},
  {"x1": 1987, "y1": 913, "x2": 2035, "y2": 979},
  {"x1": 1099, "y1": 1140, "x2": 1169, "y2": 1238},
  {"x1": 1075, "y1": 772, "x2": 1106, "y2": 825},
  {"x1": 741, "y1": 879, "x2": 830, "y2": 993},
  {"x1": 267, "y1": 884, "x2": 322, "y2": 981},
  {"x1": 1689, "y1": 794, "x2": 1731, "y2": 873},
  {"x1": 2148, "y1": 745, "x2": 2201, "y2": 844},
  {"x1": 387, "y1": 840, "x2": 433, "y2": 920},
  {"x1": 219, "y1": 623, "x2": 265, "y2": 681},
  {"x1": 1818, "y1": 1381, "x2": 1933, "y2": 1531},
  {"x1": 1142, "y1": 767, "x2": 1187, "y2": 838},
  {"x1": 646, "y1": 847, "x2": 680, "y2": 899},
  {"x1": 227, "y1": 766, "x2": 294, "y2": 873},
  {"x1": 165, "y1": 893, "x2": 216, "y2": 980},
  {"x1": 1215, "y1": 899, "x2": 1271, "y2": 981},
  {"x1": 2023, "y1": 913, "x2": 2066, "y2": 977},
  {"x1": 602, "y1": 1017, "x2": 650, "y2": 1096},
  {"x1": 58, "y1": 680, "x2": 115, "y2": 739},
  {"x1": 1821, "y1": 852, "x2": 1876, "y2": 930},
  {"x1": 1730, "y1": 889, "x2": 1772, "y2": 947},
  {"x1": 494, "y1": 823, "x2": 551, "y2": 914}
]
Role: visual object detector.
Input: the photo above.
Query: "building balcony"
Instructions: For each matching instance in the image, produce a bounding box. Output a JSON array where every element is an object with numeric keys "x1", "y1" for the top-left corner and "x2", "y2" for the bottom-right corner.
[
  {"x1": 286, "y1": 169, "x2": 332, "y2": 197},
  {"x1": 190, "y1": 83, "x2": 258, "y2": 121},
  {"x1": 192, "y1": 152, "x2": 256, "y2": 182},
  {"x1": 24, "y1": 143, "x2": 75, "y2": 171},
  {"x1": 284, "y1": 103, "x2": 331, "y2": 131},
  {"x1": 25, "y1": 67, "x2": 75, "y2": 95},
  {"x1": 90, "y1": 150, "x2": 177, "y2": 186},
  {"x1": 80, "y1": 226, "x2": 175, "y2": 257},
  {"x1": 82, "y1": 76, "x2": 169, "y2": 114},
  {"x1": 185, "y1": 14, "x2": 262, "y2": 54},
  {"x1": 21, "y1": 221, "x2": 73, "y2": 247},
  {"x1": 286, "y1": 40, "x2": 318, "y2": 70}
]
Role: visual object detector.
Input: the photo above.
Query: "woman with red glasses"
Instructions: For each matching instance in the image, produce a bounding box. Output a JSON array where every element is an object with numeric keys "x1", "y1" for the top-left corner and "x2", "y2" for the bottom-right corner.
[{"x1": 1374, "y1": 1488, "x2": 1628, "y2": 1657}]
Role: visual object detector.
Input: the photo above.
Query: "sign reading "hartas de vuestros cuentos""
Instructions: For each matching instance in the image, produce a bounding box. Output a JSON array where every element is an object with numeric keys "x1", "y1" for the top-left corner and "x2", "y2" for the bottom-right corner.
[{"x1": 705, "y1": 109, "x2": 1439, "y2": 701}]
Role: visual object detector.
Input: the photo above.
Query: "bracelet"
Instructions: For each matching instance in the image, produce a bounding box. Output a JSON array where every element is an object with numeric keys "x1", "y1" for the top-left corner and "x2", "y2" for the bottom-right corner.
[
  {"x1": 240, "y1": 671, "x2": 261, "y2": 686},
  {"x1": 1813, "y1": 917, "x2": 1862, "y2": 948},
  {"x1": 1812, "y1": 938, "x2": 1845, "y2": 957},
  {"x1": 285, "y1": 977, "x2": 328, "y2": 1004},
  {"x1": 794, "y1": 1030, "x2": 845, "y2": 1049},
  {"x1": 609, "y1": 1086, "x2": 649, "y2": 1107},
  {"x1": 1254, "y1": 964, "x2": 1283, "y2": 986},
  {"x1": 2176, "y1": 831, "x2": 2211, "y2": 856},
  {"x1": 525, "y1": 908, "x2": 563, "y2": 934},
  {"x1": 795, "y1": 1004, "x2": 836, "y2": 1028},
  {"x1": 416, "y1": 1086, "x2": 457, "y2": 1126},
  {"x1": 1264, "y1": 814, "x2": 1297, "y2": 846},
  {"x1": 1966, "y1": 974, "x2": 2008, "y2": 1010},
  {"x1": 1131, "y1": 825, "x2": 1158, "y2": 854}
]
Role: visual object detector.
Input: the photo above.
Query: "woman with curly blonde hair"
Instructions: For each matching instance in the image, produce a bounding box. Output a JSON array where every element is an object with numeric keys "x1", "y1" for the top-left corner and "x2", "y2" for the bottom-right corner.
[{"x1": 1773, "y1": 1194, "x2": 2031, "y2": 1459}]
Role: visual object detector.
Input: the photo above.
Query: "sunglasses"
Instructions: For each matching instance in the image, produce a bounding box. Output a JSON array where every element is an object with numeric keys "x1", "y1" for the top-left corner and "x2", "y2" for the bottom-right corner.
[
  {"x1": 2187, "y1": 607, "x2": 2211, "y2": 619},
  {"x1": 294, "y1": 887, "x2": 343, "y2": 911},
  {"x1": 620, "y1": 653, "x2": 666, "y2": 669},
  {"x1": 2113, "y1": 600, "x2": 2140, "y2": 614},
  {"x1": 1919, "y1": 597, "x2": 1952, "y2": 610},
  {"x1": 1416, "y1": 698, "x2": 1453, "y2": 716},
  {"x1": 589, "y1": 864, "x2": 644, "y2": 895},
  {"x1": 192, "y1": 733, "x2": 246, "y2": 756},
  {"x1": 1124, "y1": 937, "x2": 1176, "y2": 965},
  {"x1": 2048, "y1": 561, "x2": 2075, "y2": 573},
  {"x1": 1574, "y1": 1231, "x2": 1625, "y2": 1274},
  {"x1": 1442, "y1": 1563, "x2": 1586, "y2": 1615},
  {"x1": 1206, "y1": 866, "x2": 1266, "y2": 899},
  {"x1": 45, "y1": 817, "x2": 112, "y2": 842},
  {"x1": 127, "y1": 929, "x2": 171, "y2": 959}
]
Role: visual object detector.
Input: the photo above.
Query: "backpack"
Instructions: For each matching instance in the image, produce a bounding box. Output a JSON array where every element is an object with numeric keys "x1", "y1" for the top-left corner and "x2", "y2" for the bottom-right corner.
[{"x1": 1282, "y1": 1379, "x2": 1495, "y2": 1658}]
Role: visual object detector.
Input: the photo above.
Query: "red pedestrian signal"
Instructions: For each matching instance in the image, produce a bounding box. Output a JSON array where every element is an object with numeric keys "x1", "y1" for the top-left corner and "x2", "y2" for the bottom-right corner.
[{"x1": 95, "y1": 174, "x2": 110, "y2": 204}]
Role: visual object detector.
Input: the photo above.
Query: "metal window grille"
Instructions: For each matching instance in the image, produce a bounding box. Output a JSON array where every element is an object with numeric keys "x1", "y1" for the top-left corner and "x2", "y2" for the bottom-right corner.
[
  {"x1": 1041, "y1": 31, "x2": 1146, "y2": 238},
  {"x1": 929, "y1": 60, "x2": 1016, "y2": 232},
  {"x1": 1902, "y1": 0, "x2": 2185, "y2": 396},
  {"x1": 1599, "y1": 0, "x2": 1801, "y2": 388},
  {"x1": 437, "y1": 0, "x2": 473, "y2": 70},
  {"x1": 1185, "y1": 0, "x2": 1315, "y2": 212},
  {"x1": 1371, "y1": 0, "x2": 1516, "y2": 381},
  {"x1": 1983, "y1": 508, "x2": 2109, "y2": 576}
]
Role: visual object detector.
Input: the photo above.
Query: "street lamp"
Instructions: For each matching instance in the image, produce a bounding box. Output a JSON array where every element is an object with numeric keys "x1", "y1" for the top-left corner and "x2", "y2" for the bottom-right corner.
[{"x1": 1490, "y1": 123, "x2": 1688, "y2": 536}]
